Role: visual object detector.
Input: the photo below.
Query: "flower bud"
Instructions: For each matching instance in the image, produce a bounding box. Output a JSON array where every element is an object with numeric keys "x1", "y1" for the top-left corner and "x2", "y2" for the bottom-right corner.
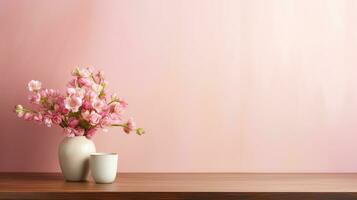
[
  {"x1": 14, "y1": 105, "x2": 24, "y2": 117},
  {"x1": 136, "y1": 128, "x2": 145, "y2": 135},
  {"x1": 28, "y1": 80, "x2": 42, "y2": 92}
]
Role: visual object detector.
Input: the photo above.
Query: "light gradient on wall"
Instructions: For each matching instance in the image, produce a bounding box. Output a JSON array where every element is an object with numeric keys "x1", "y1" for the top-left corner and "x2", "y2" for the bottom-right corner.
[{"x1": 1, "y1": 0, "x2": 357, "y2": 172}]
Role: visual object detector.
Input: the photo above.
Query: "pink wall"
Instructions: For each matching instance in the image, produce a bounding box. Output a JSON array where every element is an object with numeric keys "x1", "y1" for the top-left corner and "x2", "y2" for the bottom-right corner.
[{"x1": 1, "y1": 0, "x2": 357, "y2": 172}]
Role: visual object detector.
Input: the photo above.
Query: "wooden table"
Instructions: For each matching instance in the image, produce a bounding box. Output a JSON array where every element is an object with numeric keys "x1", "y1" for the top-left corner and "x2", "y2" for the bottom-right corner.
[{"x1": 1, "y1": 173, "x2": 357, "y2": 199}]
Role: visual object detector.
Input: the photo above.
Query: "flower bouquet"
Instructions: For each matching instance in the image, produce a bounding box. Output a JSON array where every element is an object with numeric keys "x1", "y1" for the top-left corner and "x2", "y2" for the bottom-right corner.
[
  {"x1": 14, "y1": 67, "x2": 144, "y2": 181},
  {"x1": 14, "y1": 67, "x2": 144, "y2": 137}
]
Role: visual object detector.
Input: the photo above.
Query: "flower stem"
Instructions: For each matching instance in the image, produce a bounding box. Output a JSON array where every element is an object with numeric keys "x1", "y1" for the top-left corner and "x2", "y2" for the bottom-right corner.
[
  {"x1": 111, "y1": 124, "x2": 126, "y2": 127},
  {"x1": 107, "y1": 100, "x2": 117, "y2": 105},
  {"x1": 22, "y1": 108, "x2": 37, "y2": 113},
  {"x1": 111, "y1": 124, "x2": 145, "y2": 135}
]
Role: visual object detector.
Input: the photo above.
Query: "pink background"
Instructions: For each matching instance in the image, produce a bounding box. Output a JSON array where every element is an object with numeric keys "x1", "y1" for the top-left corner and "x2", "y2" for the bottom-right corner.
[{"x1": 1, "y1": 0, "x2": 357, "y2": 172}]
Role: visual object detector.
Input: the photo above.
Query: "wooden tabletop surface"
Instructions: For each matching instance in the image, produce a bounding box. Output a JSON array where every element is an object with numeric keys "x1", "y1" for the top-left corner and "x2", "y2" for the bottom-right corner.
[{"x1": 1, "y1": 173, "x2": 357, "y2": 199}]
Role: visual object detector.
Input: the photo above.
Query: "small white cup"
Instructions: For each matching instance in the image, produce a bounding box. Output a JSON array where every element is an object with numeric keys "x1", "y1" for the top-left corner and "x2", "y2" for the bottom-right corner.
[{"x1": 90, "y1": 153, "x2": 118, "y2": 184}]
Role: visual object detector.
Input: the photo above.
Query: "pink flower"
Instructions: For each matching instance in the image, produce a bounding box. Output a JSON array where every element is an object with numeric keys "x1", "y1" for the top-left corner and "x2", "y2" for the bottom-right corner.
[
  {"x1": 23, "y1": 112, "x2": 33, "y2": 121},
  {"x1": 74, "y1": 128, "x2": 85, "y2": 136},
  {"x1": 72, "y1": 67, "x2": 91, "y2": 78},
  {"x1": 67, "y1": 87, "x2": 85, "y2": 99},
  {"x1": 53, "y1": 104, "x2": 60, "y2": 112},
  {"x1": 110, "y1": 113, "x2": 122, "y2": 123},
  {"x1": 123, "y1": 118, "x2": 136, "y2": 134},
  {"x1": 64, "y1": 96, "x2": 82, "y2": 112},
  {"x1": 16, "y1": 112, "x2": 24, "y2": 118},
  {"x1": 64, "y1": 127, "x2": 84, "y2": 137},
  {"x1": 100, "y1": 108, "x2": 110, "y2": 118},
  {"x1": 93, "y1": 70, "x2": 104, "y2": 84},
  {"x1": 48, "y1": 89, "x2": 60, "y2": 96},
  {"x1": 113, "y1": 102, "x2": 125, "y2": 114},
  {"x1": 81, "y1": 110, "x2": 90, "y2": 121},
  {"x1": 56, "y1": 97, "x2": 69, "y2": 114},
  {"x1": 119, "y1": 99, "x2": 128, "y2": 108},
  {"x1": 78, "y1": 68, "x2": 91, "y2": 77},
  {"x1": 67, "y1": 79, "x2": 77, "y2": 87},
  {"x1": 28, "y1": 80, "x2": 42, "y2": 92},
  {"x1": 85, "y1": 91, "x2": 98, "y2": 101},
  {"x1": 92, "y1": 98, "x2": 106, "y2": 113},
  {"x1": 78, "y1": 78, "x2": 92, "y2": 87},
  {"x1": 89, "y1": 111, "x2": 102, "y2": 125},
  {"x1": 44, "y1": 117, "x2": 52, "y2": 127},
  {"x1": 33, "y1": 113, "x2": 43, "y2": 124},
  {"x1": 90, "y1": 82, "x2": 104, "y2": 95},
  {"x1": 67, "y1": 88, "x2": 76, "y2": 96},
  {"x1": 39, "y1": 89, "x2": 49, "y2": 98},
  {"x1": 100, "y1": 116, "x2": 113, "y2": 126},
  {"x1": 15, "y1": 67, "x2": 144, "y2": 138},
  {"x1": 82, "y1": 101, "x2": 92, "y2": 110},
  {"x1": 51, "y1": 114, "x2": 62, "y2": 124},
  {"x1": 60, "y1": 107, "x2": 69, "y2": 114},
  {"x1": 68, "y1": 118, "x2": 79, "y2": 128},
  {"x1": 86, "y1": 128, "x2": 97, "y2": 139},
  {"x1": 28, "y1": 93, "x2": 41, "y2": 104},
  {"x1": 64, "y1": 128, "x2": 75, "y2": 137}
]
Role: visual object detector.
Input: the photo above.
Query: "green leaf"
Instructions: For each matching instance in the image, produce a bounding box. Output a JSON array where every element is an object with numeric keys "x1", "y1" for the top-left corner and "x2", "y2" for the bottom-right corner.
[
  {"x1": 79, "y1": 120, "x2": 90, "y2": 130},
  {"x1": 68, "y1": 111, "x2": 80, "y2": 118}
]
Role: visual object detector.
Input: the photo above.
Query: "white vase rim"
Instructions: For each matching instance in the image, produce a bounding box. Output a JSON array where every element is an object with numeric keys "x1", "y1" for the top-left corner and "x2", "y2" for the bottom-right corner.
[
  {"x1": 91, "y1": 152, "x2": 117, "y2": 156},
  {"x1": 65, "y1": 136, "x2": 87, "y2": 139}
]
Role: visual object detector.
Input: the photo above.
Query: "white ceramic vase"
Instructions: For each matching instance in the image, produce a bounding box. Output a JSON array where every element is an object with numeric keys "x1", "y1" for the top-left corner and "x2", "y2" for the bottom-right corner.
[{"x1": 58, "y1": 136, "x2": 96, "y2": 181}]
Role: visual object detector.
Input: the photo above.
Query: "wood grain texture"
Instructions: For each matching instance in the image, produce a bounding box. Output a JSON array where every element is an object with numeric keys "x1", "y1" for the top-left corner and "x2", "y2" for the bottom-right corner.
[{"x1": 1, "y1": 173, "x2": 357, "y2": 199}]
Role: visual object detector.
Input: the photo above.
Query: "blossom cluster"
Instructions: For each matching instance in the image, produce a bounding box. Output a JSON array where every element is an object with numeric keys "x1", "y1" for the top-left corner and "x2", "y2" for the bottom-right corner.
[{"x1": 15, "y1": 67, "x2": 144, "y2": 138}]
